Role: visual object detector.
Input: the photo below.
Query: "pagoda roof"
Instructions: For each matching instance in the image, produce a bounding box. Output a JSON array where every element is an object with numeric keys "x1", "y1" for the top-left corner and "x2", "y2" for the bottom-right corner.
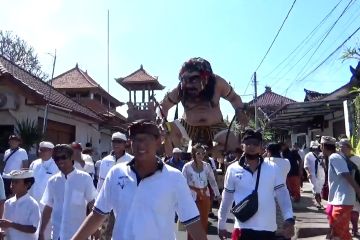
[
  {"x1": 51, "y1": 64, "x2": 123, "y2": 106},
  {"x1": 116, "y1": 65, "x2": 165, "y2": 91}
]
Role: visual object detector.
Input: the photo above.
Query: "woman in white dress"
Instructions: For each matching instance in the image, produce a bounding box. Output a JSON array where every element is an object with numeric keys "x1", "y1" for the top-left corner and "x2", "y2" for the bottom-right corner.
[{"x1": 182, "y1": 144, "x2": 221, "y2": 240}]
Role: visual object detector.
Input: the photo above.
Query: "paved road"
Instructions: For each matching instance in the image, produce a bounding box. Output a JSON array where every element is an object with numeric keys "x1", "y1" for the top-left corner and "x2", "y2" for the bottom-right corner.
[{"x1": 175, "y1": 183, "x2": 360, "y2": 239}]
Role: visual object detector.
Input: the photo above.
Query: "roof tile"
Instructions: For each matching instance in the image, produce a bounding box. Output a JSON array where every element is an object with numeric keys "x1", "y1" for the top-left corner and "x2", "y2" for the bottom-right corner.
[
  {"x1": 248, "y1": 86, "x2": 296, "y2": 107},
  {"x1": 0, "y1": 56, "x2": 102, "y2": 121}
]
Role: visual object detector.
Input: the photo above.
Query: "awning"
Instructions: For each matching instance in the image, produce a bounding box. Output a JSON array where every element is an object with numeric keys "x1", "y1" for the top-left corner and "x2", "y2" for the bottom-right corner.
[{"x1": 267, "y1": 99, "x2": 344, "y2": 130}]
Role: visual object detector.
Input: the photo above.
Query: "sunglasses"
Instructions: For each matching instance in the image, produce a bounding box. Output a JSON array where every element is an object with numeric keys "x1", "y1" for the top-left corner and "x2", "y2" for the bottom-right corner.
[
  {"x1": 196, "y1": 152, "x2": 205, "y2": 155},
  {"x1": 53, "y1": 155, "x2": 68, "y2": 161}
]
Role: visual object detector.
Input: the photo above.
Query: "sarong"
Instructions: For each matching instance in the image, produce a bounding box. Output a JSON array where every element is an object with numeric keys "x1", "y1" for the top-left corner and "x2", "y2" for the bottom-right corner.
[
  {"x1": 286, "y1": 176, "x2": 301, "y2": 202},
  {"x1": 187, "y1": 186, "x2": 211, "y2": 240},
  {"x1": 328, "y1": 205, "x2": 353, "y2": 240},
  {"x1": 177, "y1": 119, "x2": 227, "y2": 146}
]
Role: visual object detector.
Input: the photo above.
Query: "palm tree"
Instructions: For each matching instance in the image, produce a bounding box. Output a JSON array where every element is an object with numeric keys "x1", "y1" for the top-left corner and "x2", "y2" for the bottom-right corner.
[{"x1": 15, "y1": 118, "x2": 42, "y2": 152}]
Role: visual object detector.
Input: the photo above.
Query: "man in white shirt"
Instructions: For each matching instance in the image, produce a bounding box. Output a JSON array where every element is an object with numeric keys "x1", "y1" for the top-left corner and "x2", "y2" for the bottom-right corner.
[
  {"x1": 304, "y1": 141, "x2": 325, "y2": 209},
  {"x1": 71, "y1": 142, "x2": 95, "y2": 179},
  {"x1": 29, "y1": 141, "x2": 59, "y2": 240},
  {"x1": 218, "y1": 129, "x2": 294, "y2": 240},
  {"x1": 72, "y1": 119, "x2": 207, "y2": 240},
  {"x1": 265, "y1": 142, "x2": 291, "y2": 239},
  {"x1": 97, "y1": 132, "x2": 133, "y2": 240},
  {"x1": 2, "y1": 135, "x2": 28, "y2": 197},
  {"x1": 338, "y1": 138, "x2": 360, "y2": 236},
  {"x1": 322, "y1": 136, "x2": 360, "y2": 240},
  {"x1": 39, "y1": 144, "x2": 97, "y2": 240},
  {"x1": 97, "y1": 132, "x2": 133, "y2": 191}
]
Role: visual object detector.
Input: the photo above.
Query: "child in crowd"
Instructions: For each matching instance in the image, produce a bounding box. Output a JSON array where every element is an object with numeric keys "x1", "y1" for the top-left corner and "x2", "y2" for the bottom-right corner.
[{"x1": 0, "y1": 170, "x2": 40, "y2": 240}]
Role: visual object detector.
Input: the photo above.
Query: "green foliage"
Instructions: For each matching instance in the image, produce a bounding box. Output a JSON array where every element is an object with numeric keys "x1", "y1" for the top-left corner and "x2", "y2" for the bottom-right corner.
[
  {"x1": 0, "y1": 30, "x2": 48, "y2": 79},
  {"x1": 341, "y1": 44, "x2": 360, "y2": 61},
  {"x1": 15, "y1": 118, "x2": 42, "y2": 152},
  {"x1": 224, "y1": 117, "x2": 274, "y2": 142}
]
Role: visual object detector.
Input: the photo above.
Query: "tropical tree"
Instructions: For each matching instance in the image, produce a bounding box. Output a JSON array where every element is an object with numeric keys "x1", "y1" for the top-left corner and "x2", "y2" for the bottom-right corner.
[
  {"x1": 0, "y1": 30, "x2": 48, "y2": 79},
  {"x1": 15, "y1": 118, "x2": 42, "y2": 152},
  {"x1": 341, "y1": 43, "x2": 360, "y2": 61},
  {"x1": 342, "y1": 43, "x2": 360, "y2": 153}
]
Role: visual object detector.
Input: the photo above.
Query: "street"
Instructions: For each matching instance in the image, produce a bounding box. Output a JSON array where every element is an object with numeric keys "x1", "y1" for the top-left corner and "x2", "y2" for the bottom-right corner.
[{"x1": 176, "y1": 182, "x2": 360, "y2": 239}]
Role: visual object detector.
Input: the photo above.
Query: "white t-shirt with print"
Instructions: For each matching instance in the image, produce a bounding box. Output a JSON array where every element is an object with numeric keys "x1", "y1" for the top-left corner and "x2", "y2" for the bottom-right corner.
[
  {"x1": 223, "y1": 160, "x2": 289, "y2": 232},
  {"x1": 94, "y1": 161, "x2": 200, "y2": 240},
  {"x1": 97, "y1": 152, "x2": 133, "y2": 190}
]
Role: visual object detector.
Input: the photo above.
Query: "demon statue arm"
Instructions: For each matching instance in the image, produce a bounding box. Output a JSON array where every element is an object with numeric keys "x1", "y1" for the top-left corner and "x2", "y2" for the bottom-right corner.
[{"x1": 216, "y1": 75, "x2": 248, "y2": 126}]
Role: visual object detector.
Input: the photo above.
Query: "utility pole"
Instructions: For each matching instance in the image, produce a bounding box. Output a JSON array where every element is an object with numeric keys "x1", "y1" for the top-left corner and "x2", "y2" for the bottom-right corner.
[
  {"x1": 253, "y1": 72, "x2": 258, "y2": 129},
  {"x1": 42, "y1": 50, "x2": 57, "y2": 135}
]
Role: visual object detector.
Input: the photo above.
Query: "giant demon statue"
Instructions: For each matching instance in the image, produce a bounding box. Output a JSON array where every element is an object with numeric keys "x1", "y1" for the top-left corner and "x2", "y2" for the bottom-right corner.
[{"x1": 157, "y1": 57, "x2": 248, "y2": 156}]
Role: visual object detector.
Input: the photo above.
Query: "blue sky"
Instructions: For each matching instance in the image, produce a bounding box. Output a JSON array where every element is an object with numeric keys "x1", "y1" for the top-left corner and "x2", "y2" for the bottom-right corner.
[{"x1": 1, "y1": 0, "x2": 360, "y2": 119}]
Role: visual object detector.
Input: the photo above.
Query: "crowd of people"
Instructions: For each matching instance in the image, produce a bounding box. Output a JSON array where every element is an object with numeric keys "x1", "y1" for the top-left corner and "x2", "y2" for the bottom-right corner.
[{"x1": 0, "y1": 122, "x2": 360, "y2": 239}]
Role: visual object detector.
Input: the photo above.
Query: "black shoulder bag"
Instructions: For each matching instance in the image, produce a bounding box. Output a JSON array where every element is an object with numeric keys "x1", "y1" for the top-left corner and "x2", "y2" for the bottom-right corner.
[{"x1": 231, "y1": 161, "x2": 262, "y2": 222}]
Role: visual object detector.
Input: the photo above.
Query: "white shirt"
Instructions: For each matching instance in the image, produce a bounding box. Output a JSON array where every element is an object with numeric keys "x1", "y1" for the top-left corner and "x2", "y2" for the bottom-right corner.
[
  {"x1": 304, "y1": 152, "x2": 324, "y2": 177},
  {"x1": 29, "y1": 158, "x2": 59, "y2": 202},
  {"x1": 97, "y1": 152, "x2": 133, "y2": 190},
  {"x1": 82, "y1": 154, "x2": 94, "y2": 165},
  {"x1": 182, "y1": 161, "x2": 220, "y2": 200},
  {"x1": 74, "y1": 158, "x2": 95, "y2": 178},
  {"x1": 3, "y1": 148, "x2": 28, "y2": 174},
  {"x1": 3, "y1": 193, "x2": 40, "y2": 240},
  {"x1": 304, "y1": 152, "x2": 325, "y2": 193},
  {"x1": 208, "y1": 157, "x2": 217, "y2": 171},
  {"x1": 223, "y1": 160, "x2": 285, "y2": 231},
  {"x1": 265, "y1": 157, "x2": 291, "y2": 183},
  {"x1": 94, "y1": 160, "x2": 200, "y2": 240},
  {"x1": 41, "y1": 169, "x2": 97, "y2": 240}
]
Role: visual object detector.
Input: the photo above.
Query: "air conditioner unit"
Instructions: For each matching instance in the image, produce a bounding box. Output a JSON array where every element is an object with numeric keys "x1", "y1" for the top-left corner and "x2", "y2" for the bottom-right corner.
[{"x1": 0, "y1": 92, "x2": 19, "y2": 110}]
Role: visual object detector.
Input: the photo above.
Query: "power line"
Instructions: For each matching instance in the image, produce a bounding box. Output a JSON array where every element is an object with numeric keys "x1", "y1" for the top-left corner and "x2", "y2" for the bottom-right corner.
[
  {"x1": 244, "y1": 0, "x2": 297, "y2": 94},
  {"x1": 254, "y1": 0, "x2": 297, "y2": 73},
  {"x1": 274, "y1": 0, "x2": 356, "y2": 90},
  {"x1": 263, "y1": 0, "x2": 344, "y2": 82},
  {"x1": 293, "y1": 0, "x2": 355, "y2": 82},
  {"x1": 283, "y1": 23, "x2": 360, "y2": 95},
  {"x1": 243, "y1": 74, "x2": 253, "y2": 94}
]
